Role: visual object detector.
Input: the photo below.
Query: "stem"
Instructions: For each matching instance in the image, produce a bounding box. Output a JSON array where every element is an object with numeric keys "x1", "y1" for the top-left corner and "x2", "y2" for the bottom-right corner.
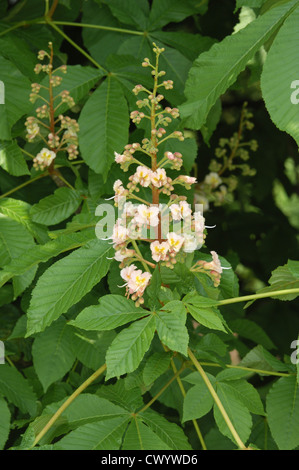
[
  {"x1": 188, "y1": 348, "x2": 247, "y2": 450},
  {"x1": 47, "y1": 21, "x2": 107, "y2": 73},
  {"x1": 195, "y1": 362, "x2": 293, "y2": 378},
  {"x1": 31, "y1": 363, "x2": 107, "y2": 448},
  {"x1": 0, "y1": 173, "x2": 47, "y2": 199},
  {"x1": 47, "y1": 0, "x2": 59, "y2": 19},
  {"x1": 137, "y1": 365, "x2": 185, "y2": 414},
  {"x1": 131, "y1": 240, "x2": 151, "y2": 273},
  {"x1": 218, "y1": 288, "x2": 299, "y2": 306},
  {"x1": 169, "y1": 356, "x2": 207, "y2": 450},
  {"x1": 51, "y1": 20, "x2": 144, "y2": 36}
]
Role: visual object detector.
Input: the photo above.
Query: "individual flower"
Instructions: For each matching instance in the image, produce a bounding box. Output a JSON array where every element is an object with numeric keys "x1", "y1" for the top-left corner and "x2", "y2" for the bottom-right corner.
[
  {"x1": 182, "y1": 234, "x2": 198, "y2": 253},
  {"x1": 33, "y1": 148, "x2": 56, "y2": 169},
  {"x1": 114, "y1": 152, "x2": 127, "y2": 164},
  {"x1": 132, "y1": 166, "x2": 152, "y2": 187},
  {"x1": 204, "y1": 251, "x2": 222, "y2": 274},
  {"x1": 150, "y1": 241, "x2": 170, "y2": 262},
  {"x1": 170, "y1": 201, "x2": 192, "y2": 221},
  {"x1": 151, "y1": 168, "x2": 168, "y2": 188},
  {"x1": 128, "y1": 269, "x2": 152, "y2": 296},
  {"x1": 134, "y1": 204, "x2": 160, "y2": 227},
  {"x1": 204, "y1": 172, "x2": 222, "y2": 189},
  {"x1": 120, "y1": 264, "x2": 138, "y2": 284},
  {"x1": 112, "y1": 220, "x2": 129, "y2": 246},
  {"x1": 177, "y1": 175, "x2": 197, "y2": 185},
  {"x1": 166, "y1": 232, "x2": 184, "y2": 253},
  {"x1": 194, "y1": 193, "x2": 210, "y2": 212}
]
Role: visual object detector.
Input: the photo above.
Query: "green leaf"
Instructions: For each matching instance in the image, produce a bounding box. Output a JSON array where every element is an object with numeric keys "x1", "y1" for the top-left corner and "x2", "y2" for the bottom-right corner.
[
  {"x1": 36, "y1": 65, "x2": 105, "y2": 115},
  {"x1": 78, "y1": 76, "x2": 129, "y2": 180},
  {"x1": 186, "y1": 304, "x2": 226, "y2": 332},
  {"x1": 0, "y1": 56, "x2": 31, "y2": 140},
  {"x1": 30, "y1": 187, "x2": 82, "y2": 226},
  {"x1": 69, "y1": 295, "x2": 146, "y2": 331},
  {"x1": 150, "y1": 31, "x2": 216, "y2": 62},
  {"x1": 148, "y1": 0, "x2": 209, "y2": 30},
  {"x1": 140, "y1": 409, "x2": 192, "y2": 450},
  {"x1": 123, "y1": 418, "x2": 171, "y2": 450},
  {"x1": 239, "y1": 345, "x2": 292, "y2": 373},
  {"x1": 54, "y1": 416, "x2": 130, "y2": 450},
  {"x1": 0, "y1": 216, "x2": 36, "y2": 297},
  {"x1": 261, "y1": 6, "x2": 299, "y2": 147},
  {"x1": 254, "y1": 261, "x2": 299, "y2": 302},
  {"x1": 32, "y1": 317, "x2": 76, "y2": 392},
  {"x1": 228, "y1": 318, "x2": 275, "y2": 349},
  {"x1": 105, "y1": 0, "x2": 149, "y2": 29},
  {"x1": 267, "y1": 376, "x2": 299, "y2": 449},
  {"x1": 0, "y1": 397, "x2": 10, "y2": 450},
  {"x1": 180, "y1": 0, "x2": 299, "y2": 129},
  {"x1": 0, "y1": 364, "x2": 37, "y2": 416},
  {"x1": 26, "y1": 239, "x2": 113, "y2": 335},
  {"x1": 216, "y1": 378, "x2": 265, "y2": 416},
  {"x1": 214, "y1": 382, "x2": 252, "y2": 445},
  {"x1": 155, "y1": 301, "x2": 189, "y2": 356},
  {"x1": 0, "y1": 140, "x2": 29, "y2": 176},
  {"x1": 1, "y1": 230, "x2": 95, "y2": 283},
  {"x1": 143, "y1": 352, "x2": 171, "y2": 386},
  {"x1": 73, "y1": 330, "x2": 116, "y2": 371},
  {"x1": 183, "y1": 382, "x2": 214, "y2": 422},
  {"x1": 106, "y1": 315, "x2": 156, "y2": 380}
]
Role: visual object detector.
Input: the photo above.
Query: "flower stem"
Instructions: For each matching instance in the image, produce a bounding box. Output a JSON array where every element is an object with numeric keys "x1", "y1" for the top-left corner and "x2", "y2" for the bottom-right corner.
[
  {"x1": 47, "y1": 20, "x2": 108, "y2": 73},
  {"x1": 0, "y1": 173, "x2": 48, "y2": 199},
  {"x1": 218, "y1": 288, "x2": 299, "y2": 306},
  {"x1": 188, "y1": 348, "x2": 247, "y2": 450},
  {"x1": 30, "y1": 363, "x2": 107, "y2": 448}
]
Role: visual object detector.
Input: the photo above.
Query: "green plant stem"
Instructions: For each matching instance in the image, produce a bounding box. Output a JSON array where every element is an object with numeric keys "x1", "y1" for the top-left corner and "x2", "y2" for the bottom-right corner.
[
  {"x1": 169, "y1": 357, "x2": 207, "y2": 450},
  {"x1": 55, "y1": 171, "x2": 75, "y2": 189},
  {"x1": 50, "y1": 20, "x2": 145, "y2": 36},
  {"x1": 47, "y1": 20, "x2": 107, "y2": 73},
  {"x1": 195, "y1": 362, "x2": 293, "y2": 377},
  {"x1": 188, "y1": 348, "x2": 247, "y2": 450},
  {"x1": 31, "y1": 363, "x2": 107, "y2": 448},
  {"x1": 131, "y1": 240, "x2": 151, "y2": 273},
  {"x1": 137, "y1": 365, "x2": 185, "y2": 414},
  {"x1": 0, "y1": 173, "x2": 47, "y2": 199},
  {"x1": 218, "y1": 288, "x2": 299, "y2": 306},
  {"x1": 47, "y1": 0, "x2": 59, "y2": 19}
]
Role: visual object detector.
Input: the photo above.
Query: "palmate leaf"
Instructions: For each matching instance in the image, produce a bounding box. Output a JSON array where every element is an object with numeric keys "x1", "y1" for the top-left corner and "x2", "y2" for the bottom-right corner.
[
  {"x1": 105, "y1": 315, "x2": 156, "y2": 380},
  {"x1": 180, "y1": 0, "x2": 299, "y2": 129},
  {"x1": 32, "y1": 317, "x2": 77, "y2": 392},
  {"x1": 78, "y1": 76, "x2": 129, "y2": 180},
  {"x1": 30, "y1": 187, "x2": 83, "y2": 226},
  {"x1": 69, "y1": 295, "x2": 146, "y2": 331},
  {"x1": 54, "y1": 416, "x2": 130, "y2": 450},
  {"x1": 0, "y1": 397, "x2": 10, "y2": 450},
  {"x1": 0, "y1": 140, "x2": 30, "y2": 176},
  {"x1": 267, "y1": 376, "x2": 299, "y2": 450},
  {"x1": 26, "y1": 239, "x2": 113, "y2": 335},
  {"x1": 261, "y1": 6, "x2": 299, "y2": 146}
]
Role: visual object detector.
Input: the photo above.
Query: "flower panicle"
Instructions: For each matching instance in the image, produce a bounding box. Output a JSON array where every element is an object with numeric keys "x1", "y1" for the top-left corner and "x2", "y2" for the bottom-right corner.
[
  {"x1": 106, "y1": 43, "x2": 224, "y2": 304},
  {"x1": 27, "y1": 41, "x2": 79, "y2": 171}
]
